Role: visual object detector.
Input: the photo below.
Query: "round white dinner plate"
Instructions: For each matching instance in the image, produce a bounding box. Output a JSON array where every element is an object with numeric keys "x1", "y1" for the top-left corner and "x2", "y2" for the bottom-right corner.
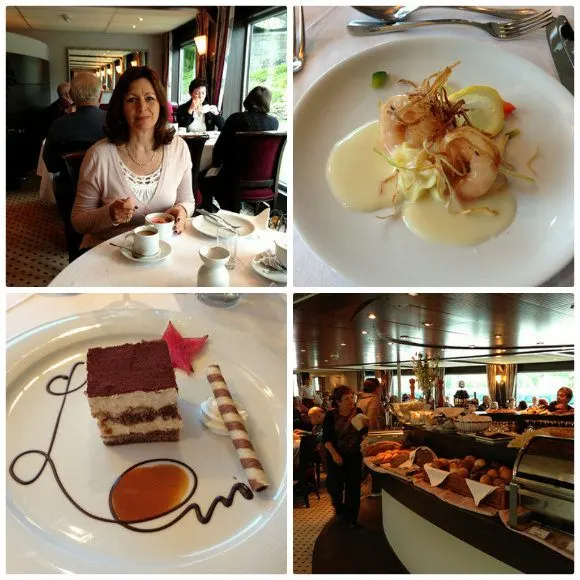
[
  {"x1": 251, "y1": 253, "x2": 288, "y2": 285},
  {"x1": 6, "y1": 309, "x2": 285, "y2": 573},
  {"x1": 294, "y1": 36, "x2": 574, "y2": 286},
  {"x1": 120, "y1": 240, "x2": 172, "y2": 263},
  {"x1": 192, "y1": 213, "x2": 255, "y2": 238}
]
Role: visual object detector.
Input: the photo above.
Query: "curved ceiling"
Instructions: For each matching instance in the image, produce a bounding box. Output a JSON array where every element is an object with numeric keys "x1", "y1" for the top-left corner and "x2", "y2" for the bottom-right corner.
[{"x1": 293, "y1": 293, "x2": 574, "y2": 371}]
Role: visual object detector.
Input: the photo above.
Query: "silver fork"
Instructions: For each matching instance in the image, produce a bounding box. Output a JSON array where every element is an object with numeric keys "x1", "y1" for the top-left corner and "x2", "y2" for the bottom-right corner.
[
  {"x1": 293, "y1": 6, "x2": 305, "y2": 73},
  {"x1": 347, "y1": 9, "x2": 554, "y2": 39}
]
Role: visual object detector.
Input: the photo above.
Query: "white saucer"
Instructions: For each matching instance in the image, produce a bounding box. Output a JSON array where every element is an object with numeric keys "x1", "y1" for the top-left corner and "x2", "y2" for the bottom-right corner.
[
  {"x1": 120, "y1": 240, "x2": 172, "y2": 263},
  {"x1": 192, "y1": 213, "x2": 255, "y2": 238},
  {"x1": 251, "y1": 254, "x2": 287, "y2": 285}
]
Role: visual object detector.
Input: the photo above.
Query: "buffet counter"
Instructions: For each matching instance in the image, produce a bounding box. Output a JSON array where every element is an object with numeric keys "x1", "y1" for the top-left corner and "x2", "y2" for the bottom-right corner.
[
  {"x1": 376, "y1": 470, "x2": 572, "y2": 574},
  {"x1": 368, "y1": 427, "x2": 573, "y2": 574}
]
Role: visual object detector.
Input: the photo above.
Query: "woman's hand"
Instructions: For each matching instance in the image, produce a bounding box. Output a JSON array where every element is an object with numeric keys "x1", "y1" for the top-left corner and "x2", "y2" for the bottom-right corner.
[
  {"x1": 109, "y1": 198, "x2": 138, "y2": 225},
  {"x1": 188, "y1": 99, "x2": 202, "y2": 115},
  {"x1": 166, "y1": 205, "x2": 187, "y2": 234},
  {"x1": 331, "y1": 451, "x2": 343, "y2": 465}
]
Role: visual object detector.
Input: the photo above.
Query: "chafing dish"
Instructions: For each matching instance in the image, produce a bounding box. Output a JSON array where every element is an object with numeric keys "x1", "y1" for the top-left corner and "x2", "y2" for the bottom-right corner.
[{"x1": 509, "y1": 435, "x2": 573, "y2": 533}]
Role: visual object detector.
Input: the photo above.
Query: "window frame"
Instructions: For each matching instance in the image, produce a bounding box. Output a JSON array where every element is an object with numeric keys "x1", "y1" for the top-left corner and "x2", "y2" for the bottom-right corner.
[{"x1": 178, "y1": 40, "x2": 197, "y2": 105}]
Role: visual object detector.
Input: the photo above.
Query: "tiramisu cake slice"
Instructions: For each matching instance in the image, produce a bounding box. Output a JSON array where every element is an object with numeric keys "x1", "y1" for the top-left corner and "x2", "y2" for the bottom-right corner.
[{"x1": 86, "y1": 340, "x2": 183, "y2": 445}]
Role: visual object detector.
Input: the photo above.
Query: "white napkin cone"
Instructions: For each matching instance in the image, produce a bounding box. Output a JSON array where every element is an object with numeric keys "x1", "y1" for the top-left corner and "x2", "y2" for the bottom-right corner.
[
  {"x1": 465, "y1": 479, "x2": 497, "y2": 506},
  {"x1": 424, "y1": 463, "x2": 450, "y2": 487}
]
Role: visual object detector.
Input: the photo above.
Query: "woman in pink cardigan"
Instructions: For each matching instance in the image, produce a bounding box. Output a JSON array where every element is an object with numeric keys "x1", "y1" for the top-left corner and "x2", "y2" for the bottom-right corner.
[{"x1": 72, "y1": 66, "x2": 194, "y2": 249}]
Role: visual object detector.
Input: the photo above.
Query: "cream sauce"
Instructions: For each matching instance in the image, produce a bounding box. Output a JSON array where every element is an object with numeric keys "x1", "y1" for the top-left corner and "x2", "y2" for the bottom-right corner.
[
  {"x1": 327, "y1": 121, "x2": 517, "y2": 246},
  {"x1": 326, "y1": 121, "x2": 397, "y2": 212}
]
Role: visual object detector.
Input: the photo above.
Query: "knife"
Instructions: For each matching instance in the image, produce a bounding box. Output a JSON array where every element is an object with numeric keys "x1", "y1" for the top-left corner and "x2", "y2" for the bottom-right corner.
[
  {"x1": 546, "y1": 15, "x2": 574, "y2": 95},
  {"x1": 197, "y1": 209, "x2": 240, "y2": 232}
]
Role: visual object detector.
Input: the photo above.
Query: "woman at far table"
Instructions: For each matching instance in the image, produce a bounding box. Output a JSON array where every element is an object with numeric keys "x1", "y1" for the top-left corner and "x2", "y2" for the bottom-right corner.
[
  {"x1": 322, "y1": 385, "x2": 369, "y2": 529},
  {"x1": 199, "y1": 86, "x2": 279, "y2": 211},
  {"x1": 72, "y1": 66, "x2": 194, "y2": 249},
  {"x1": 175, "y1": 79, "x2": 224, "y2": 132}
]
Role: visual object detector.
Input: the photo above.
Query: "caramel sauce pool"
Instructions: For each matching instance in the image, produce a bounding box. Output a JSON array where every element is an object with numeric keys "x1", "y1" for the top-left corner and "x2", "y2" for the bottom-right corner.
[
  {"x1": 326, "y1": 120, "x2": 517, "y2": 245},
  {"x1": 111, "y1": 463, "x2": 189, "y2": 522}
]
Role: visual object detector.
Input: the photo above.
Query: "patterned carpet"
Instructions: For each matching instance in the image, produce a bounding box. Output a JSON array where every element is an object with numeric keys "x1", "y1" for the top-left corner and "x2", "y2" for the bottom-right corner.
[
  {"x1": 7, "y1": 177, "x2": 68, "y2": 287},
  {"x1": 293, "y1": 473, "x2": 374, "y2": 574}
]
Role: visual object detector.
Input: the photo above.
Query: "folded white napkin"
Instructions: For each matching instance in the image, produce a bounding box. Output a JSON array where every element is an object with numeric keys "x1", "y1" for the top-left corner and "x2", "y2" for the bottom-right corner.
[
  {"x1": 465, "y1": 479, "x2": 497, "y2": 506},
  {"x1": 424, "y1": 463, "x2": 450, "y2": 487}
]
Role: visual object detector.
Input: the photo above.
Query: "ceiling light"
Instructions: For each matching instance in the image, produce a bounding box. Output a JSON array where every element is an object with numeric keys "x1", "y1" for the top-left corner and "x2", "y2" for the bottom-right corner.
[
  {"x1": 368, "y1": 313, "x2": 376, "y2": 319},
  {"x1": 423, "y1": 322, "x2": 432, "y2": 327},
  {"x1": 324, "y1": 360, "x2": 328, "y2": 362},
  {"x1": 495, "y1": 334, "x2": 502, "y2": 339},
  {"x1": 132, "y1": 24, "x2": 136, "y2": 29},
  {"x1": 361, "y1": 330, "x2": 368, "y2": 335},
  {"x1": 194, "y1": 34, "x2": 208, "y2": 56},
  {"x1": 300, "y1": 349, "x2": 306, "y2": 353},
  {"x1": 468, "y1": 345, "x2": 475, "y2": 348},
  {"x1": 138, "y1": 17, "x2": 144, "y2": 22},
  {"x1": 387, "y1": 342, "x2": 393, "y2": 345},
  {"x1": 408, "y1": 293, "x2": 419, "y2": 296},
  {"x1": 130, "y1": 59, "x2": 138, "y2": 67},
  {"x1": 340, "y1": 343, "x2": 346, "y2": 346}
]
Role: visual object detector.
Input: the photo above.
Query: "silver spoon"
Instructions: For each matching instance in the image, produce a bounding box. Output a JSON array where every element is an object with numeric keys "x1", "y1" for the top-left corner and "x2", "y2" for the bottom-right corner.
[
  {"x1": 109, "y1": 242, "x2": 150, "y2": 258},
  {"x1": 354, "y1": 5, "x2": 538, "y2": 23},
  {"x1": 293, "y1": 5, "x2": 305, "y2": 73}
]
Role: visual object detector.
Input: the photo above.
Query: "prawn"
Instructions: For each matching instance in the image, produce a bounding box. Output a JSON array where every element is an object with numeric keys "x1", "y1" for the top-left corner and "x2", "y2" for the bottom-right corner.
[
  {"x1": 379, "y1": 62, "x2": 467, "y2": 154},
  {"x1": 439, "y1": 126, "x2": 501, "y2": 200}
]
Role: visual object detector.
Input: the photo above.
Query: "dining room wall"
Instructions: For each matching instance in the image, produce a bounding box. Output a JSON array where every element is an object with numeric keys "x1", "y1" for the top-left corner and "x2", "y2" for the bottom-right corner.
[{"x1": 7, "y1": 28, "x2": 163, "y2": 99}]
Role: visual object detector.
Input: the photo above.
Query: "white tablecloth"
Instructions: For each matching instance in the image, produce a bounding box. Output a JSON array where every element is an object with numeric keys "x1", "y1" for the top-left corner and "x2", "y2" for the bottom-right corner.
[
  {"x1": 49, "y1": 211, "x2": 287, "y2": 287},
  {"x1": 293, "y1": 5, "x2": 574, "y2": 287},
  {"x1": 35, "y1": 134, "x2": 217, "y2": 205},
  {"x1": 6, "y1": 292, "x2": 286, "y2": 573}
]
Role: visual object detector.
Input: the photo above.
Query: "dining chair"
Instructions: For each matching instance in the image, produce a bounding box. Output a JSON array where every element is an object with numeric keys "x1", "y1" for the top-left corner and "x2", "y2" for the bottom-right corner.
[
  {"x1": 56, "y1": 143, "x2": 93, "y2": 262},
  {"x1": 229, "y1": 131, "x2": 287, "y2": 214},
  {"x1": 182, "y1": 134, "x2": 210, "y2": 207},
  {"x1": 293, "y1": 433, "x2": 321, "y2": 508}
]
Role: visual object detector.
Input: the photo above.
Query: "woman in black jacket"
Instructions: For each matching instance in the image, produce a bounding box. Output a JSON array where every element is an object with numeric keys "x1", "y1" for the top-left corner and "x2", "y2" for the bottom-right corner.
[
  {"x1": 198, "y1": 86, "x2": 279, "y2": 211},
  {"x1": 322, "y1": 385, "x2": 368, "y2": 528},
  {"x1": 175, "y1": 79, "x2": 224, "y2": 132}
]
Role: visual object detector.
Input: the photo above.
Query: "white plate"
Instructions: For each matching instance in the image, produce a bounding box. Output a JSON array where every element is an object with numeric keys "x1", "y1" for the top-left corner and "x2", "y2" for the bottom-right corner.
[
  {"x1": 294, "y1": 36, "x2": 574, "y2": 286},
  {"x1": 6, "y1": 309, "x2": 285, "y2": 573},
  {"x1": 120, "y1": 240, "x2": 172, "y2": 263},
  {"x1": 251, "y1": 254, "x2": 288, "y2": 285},
  {"x1": 192, "y1": 213, "x2": 255, "y2": 238}
]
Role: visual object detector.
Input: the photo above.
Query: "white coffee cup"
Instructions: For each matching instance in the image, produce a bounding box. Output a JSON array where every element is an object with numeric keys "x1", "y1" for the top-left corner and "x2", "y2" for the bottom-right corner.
[
  {"x1": 145, "y1": 212, "x2": 174, "y2": 242},
  {"x1": 274, "y1": 239, "x2": 287, "y2": 268},
  {"x1": 351, "y1": 413, "x2": 369, "y2": 431},
  {"x1": 125, "y1": 225, "x2": 159, "y2": 258}
]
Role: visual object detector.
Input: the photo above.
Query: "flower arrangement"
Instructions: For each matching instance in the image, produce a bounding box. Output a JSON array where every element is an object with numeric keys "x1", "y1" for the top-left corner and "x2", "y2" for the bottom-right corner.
[{"x1": 411, "y1": 352, "x2": 440, "y2": 401}]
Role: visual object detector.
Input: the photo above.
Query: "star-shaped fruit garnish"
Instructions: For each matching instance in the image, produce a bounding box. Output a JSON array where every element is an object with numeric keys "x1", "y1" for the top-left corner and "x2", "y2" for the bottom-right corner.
[{"x1": 162, "y1": 321, "x2": 208, "y2": 375}]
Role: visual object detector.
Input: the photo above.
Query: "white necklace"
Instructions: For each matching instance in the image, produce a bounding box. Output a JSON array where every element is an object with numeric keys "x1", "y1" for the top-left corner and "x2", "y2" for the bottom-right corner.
[{"x1": 125, "y1": 144, "x2": 156, "y2": 167}]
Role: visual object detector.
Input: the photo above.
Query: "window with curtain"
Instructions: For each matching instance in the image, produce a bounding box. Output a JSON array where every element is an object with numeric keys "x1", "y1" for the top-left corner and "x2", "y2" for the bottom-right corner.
[
  {"x1": 243, "y1": 9, "x2": 288, "y2": 184},
  {"x1": 444, "y1": 374, "x2": 488, "y2": 403},
  {"x1": 179, "y1": 42, "x2": 197, "y2": 103},
  {"x1": 516, "y1": 371, "x2": 574, "y2": 405}
]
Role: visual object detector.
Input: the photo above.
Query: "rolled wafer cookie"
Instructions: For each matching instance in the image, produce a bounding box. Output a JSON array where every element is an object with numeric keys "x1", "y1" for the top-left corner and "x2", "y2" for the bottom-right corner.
[{"x1": 206, "y1": 364, "x2": 269, "y2": 492}]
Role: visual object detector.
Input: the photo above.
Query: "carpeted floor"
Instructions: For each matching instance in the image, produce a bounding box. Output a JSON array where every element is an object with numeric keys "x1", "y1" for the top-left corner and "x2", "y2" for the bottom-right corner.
[
  {"x1": 294, "y1": 473, "x2": 408, "y2": 574},
  {"x1": 7, "y1": 176, "x2": 68, "y2": 287}
]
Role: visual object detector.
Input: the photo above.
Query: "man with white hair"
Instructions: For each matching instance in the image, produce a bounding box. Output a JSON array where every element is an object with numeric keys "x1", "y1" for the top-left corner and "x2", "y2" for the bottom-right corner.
[
  {"x1": 43, "y1": 72, "x2": 106, "y2": 172},
  {"x1": 43, "y1": 72, "x2": 106, "y2": 261}
]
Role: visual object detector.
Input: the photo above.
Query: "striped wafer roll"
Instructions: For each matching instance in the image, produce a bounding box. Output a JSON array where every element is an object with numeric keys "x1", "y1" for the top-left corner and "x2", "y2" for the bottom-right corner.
[{"x1": 206, "y1": 364, "x2": 269, "y2": 492}]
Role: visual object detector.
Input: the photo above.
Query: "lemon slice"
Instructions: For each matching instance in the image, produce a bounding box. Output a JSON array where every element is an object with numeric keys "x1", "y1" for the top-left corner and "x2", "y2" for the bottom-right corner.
[{"x1": 449, "y1": 86, "x2": 505, "y2": 137}]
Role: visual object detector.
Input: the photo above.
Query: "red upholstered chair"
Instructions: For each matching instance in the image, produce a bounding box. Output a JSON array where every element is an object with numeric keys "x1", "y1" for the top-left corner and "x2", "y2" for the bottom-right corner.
[{"x1": 229, "y1": 131, "x2": 287, "y2": 214}]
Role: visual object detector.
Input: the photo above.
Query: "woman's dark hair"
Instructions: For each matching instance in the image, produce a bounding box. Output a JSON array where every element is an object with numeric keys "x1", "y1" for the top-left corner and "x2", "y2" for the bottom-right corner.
[
  {"x1": 104, "y1": 66, "x2": 173, "y2": 149},
  {"x1": 243, "y1": 86, "x2": 272, "y2": 114},
  {"x1": 331, "y1": 385, "x2": 353, "y2": 406},
  {"x1": 189, "y1": 78, "x2": 208, "y2": 101},
  {"x1": 363, "y1": 377, "x2": 380, "y2": 393},
  {"x1": 517, "y1": 400, "x2": 528, "y2": 410}
]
